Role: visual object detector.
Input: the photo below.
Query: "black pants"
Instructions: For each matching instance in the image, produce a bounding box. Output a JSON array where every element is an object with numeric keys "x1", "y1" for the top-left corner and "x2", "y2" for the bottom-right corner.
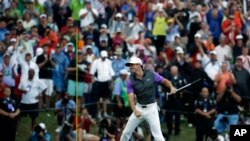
[
  {"x1": 166, "y1": 111, "x2": 181, "y2": 134},
  {"x1": 20, "y1": 103, "x2": 39, "y2": 128},
  {"x1": 88, "y1": 82, "x2": 99, "y2": 118},
  {"x1": 0, "y1": 119, "x2": 17, "y2": 141},
  {"x1": 112, "y1": 97, "x2": 131, "y2": 118},
  {"x1": 196, "y1": 119, "x2": 213, "y2": 141},
  {"x1": 165, "y1": 98, "x2": 182, "y2": 134},
  {"x1": 154, "y1": 35, "x2": 166, "y2": 54},
  {"x1": 183, "y1": 92, "x2": 196, "y2": 124},
  {"x1": 213, "y1": 38, "x2": 220, "y2": 46}
]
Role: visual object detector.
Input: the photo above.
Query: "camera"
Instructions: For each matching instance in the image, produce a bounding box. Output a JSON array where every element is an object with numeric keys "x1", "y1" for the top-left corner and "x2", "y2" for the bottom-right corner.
[
  {"x1": 62, "y1": 98, "x2": 69, "y2": 106},
  {"x1": 100, "y1": 118, "x2": 109, "y2": 129},
  {"x1": 224, "y1": 86, "x2": 232, "y2": 97},
  {"x1": 62, "y1": 121, "x2": 72, "y2": 134},
  {"x1": 220, "y1": 116, "x2": 229, "y2": 124}
]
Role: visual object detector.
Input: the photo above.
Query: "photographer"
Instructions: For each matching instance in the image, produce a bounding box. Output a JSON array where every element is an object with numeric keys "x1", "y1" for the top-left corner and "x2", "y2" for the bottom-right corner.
[
  {"x1": 214, "y1": 84, "x2": 241, "y2": 133},
  {"x1": 56, "y1": 120, "x2": 76, "y2": 141},
  {"x1": 99, "y1": 118, "x2": 117, "y2": 141},
  {"x1": 29, "y1": 123, "x2": 51, "y2": 141},
  {"x1": 55, "y1": 93, "x2": 76, "y2": 130}
]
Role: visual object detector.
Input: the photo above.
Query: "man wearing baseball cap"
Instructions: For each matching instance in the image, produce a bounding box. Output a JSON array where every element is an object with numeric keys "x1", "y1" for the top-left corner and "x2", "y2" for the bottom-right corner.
[
  {"x1": 79, "y1": 0, "x2": 99, "y2": 30},
  {"x1": 90, "y1": 50, "x2": 115, "y2": 118},
  {"x1": 120, "y1": 57, "x2": 176, "y2": 141}
]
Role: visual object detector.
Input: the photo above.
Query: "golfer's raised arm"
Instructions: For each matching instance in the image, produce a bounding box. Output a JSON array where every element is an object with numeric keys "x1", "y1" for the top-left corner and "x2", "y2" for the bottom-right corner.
[{"x1": 154, "y1": 72, "x2": 176, "y2": 94}]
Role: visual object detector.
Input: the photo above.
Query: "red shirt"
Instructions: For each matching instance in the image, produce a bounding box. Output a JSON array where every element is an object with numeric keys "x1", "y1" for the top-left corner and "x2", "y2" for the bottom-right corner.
[
  {"x1": 136, "y1": 1, "x2": 148, "y2": 22},
  {"x1": 60, "y1": 26, "x2": 70, "y2": 35},
  {"x1": 74, "y1": 116, "x2": 92, "y2": 133},
  {"x1": 164, "y1": 48, "x2": 175, "y2": 61},
  {"x1": 0, "y1": 82, "x2": 6, "y2": 98}
]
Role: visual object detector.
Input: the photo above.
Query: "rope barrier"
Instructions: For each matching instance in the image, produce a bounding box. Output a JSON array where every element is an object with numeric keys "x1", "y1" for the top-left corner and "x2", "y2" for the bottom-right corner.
[
  {"x1": 18, "y1": 101, "x2": 250, "y2": 116},
  {"x1": 18, "y1": 101, "x2": 196, "y2": 115}
]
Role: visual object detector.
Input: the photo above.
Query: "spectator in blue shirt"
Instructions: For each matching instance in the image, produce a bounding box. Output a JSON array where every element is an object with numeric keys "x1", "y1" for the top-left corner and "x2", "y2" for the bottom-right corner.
[
  {"x1": 55, "y1": 94, "x2": 76, "y2": 127},
  {"x1": 206, "y1": 7, "x2": 223, "y2": 46},
  {"x1": 29, "y1": 123, "x2": 51, "y2": 141},
  {"x1": 112, "y1": 49, "x2": 126, "y2": 78},
  {"x1": 52, "y1": 46, "x2": 70, "y2": 94},
  {"x1": 85, "y1": 35, "x2": 100, "y2": 58},
  {"x1": 0, "y1": 21, "x2": 9, "y2": 41}
]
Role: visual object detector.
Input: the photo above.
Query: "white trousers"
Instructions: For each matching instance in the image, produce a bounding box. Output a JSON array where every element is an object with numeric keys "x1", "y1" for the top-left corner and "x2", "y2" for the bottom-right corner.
[{"x1": 120, "y1": 102, "x2": 165, "y2": 141}]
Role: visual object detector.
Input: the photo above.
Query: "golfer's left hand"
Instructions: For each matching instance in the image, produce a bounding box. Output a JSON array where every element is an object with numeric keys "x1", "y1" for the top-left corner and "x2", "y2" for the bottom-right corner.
[{"x1": 170, "y1": 87, "x2": 177, "y2": 94}]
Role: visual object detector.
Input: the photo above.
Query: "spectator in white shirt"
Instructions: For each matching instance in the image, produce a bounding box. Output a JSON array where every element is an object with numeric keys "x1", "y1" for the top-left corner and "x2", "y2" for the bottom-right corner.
[
  {"x1": 92, "y1": 0, "x2": 106, "y2": 19},
  {"x1": 197, "y1": 43, "x2": 220, "y2": 81},
  {"x1": 128, "y1": 17, "x2": 145, "y2": 40},
  {"x1": 109, "y1": 13, "x2": 126, "y2": 37},
  {"x1": 79, "y1": 0, "x2": 99, "y2": 30},
  {"x1": 214, "y1": 34, "x2": 232, "y2": 64},
  {"x1": 0, "y1": 54, "x2": 15, "y2": 88},
  {"x1": 20, "y1": 53, "x2": 40, "y2": 80},
  {"x1": 8, "y1": 38, "x2": 22, "y2": 66},
  {"x1": 19, "y1": 31, "x2": 37, "y2": 59},
  {"x1": 18, "y1": 69, "x2": 47, "y2": 129},
  {"x1": 22, "y1": 12, "x2": 37, "y2": 31},
  {"x1": 90, "y1": 50, "x2": 115, "y2": 118}
]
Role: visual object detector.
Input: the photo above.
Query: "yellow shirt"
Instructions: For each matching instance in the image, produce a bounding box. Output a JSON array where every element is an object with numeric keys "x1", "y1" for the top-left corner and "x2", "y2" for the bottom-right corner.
[{"x1": 152, "y1": 17, "x2": 167, "y2": 36}]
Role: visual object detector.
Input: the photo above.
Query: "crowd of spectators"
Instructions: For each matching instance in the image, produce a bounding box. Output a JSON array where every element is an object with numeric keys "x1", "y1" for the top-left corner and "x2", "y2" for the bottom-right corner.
[{"x1": 0, "y1": 0, "x2": 250, "y2": 141}]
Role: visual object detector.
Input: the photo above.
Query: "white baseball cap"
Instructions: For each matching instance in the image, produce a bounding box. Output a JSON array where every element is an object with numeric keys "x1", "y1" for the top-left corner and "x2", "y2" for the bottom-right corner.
[
  {"x1": 17, "y1": 19, "x2": 23, "y2": 23},
  {"x1": 210, "y1": 50, "x2": 217, "y2": 55},
  {"x1": 63, "y1": 35, "x2": 70, "y2": 41},
  {"x1": 36, "y1": 47, "x2": 43, "y2": 56},
  {"x1": 115, "y1": 13, "x2": 123, "y2": 18},
  {"x1": 101, "y1": 24, "x2": 107, "y2": 29},
  {"x1": 175, "y1": 46, "x2": 184, "y2": 54},
  {"x1": 125, "y1": 57, "x2": 143, "y2": 66},
  {"x1": 65, "y1": 42, "x2": 75, "y2": 52},
  {"x1": 10, "y1": 38, "x2": 17, "y2": 42},
  {"x1": 40, "y1": 14, "x2": 47, "y2": 19},
  {"x1": 120, "y1": 69, "x2": 129, "y2": 75},
  {"x1": 100, "y1": 50, "x2": 108, "y2": 57},
  {"x1": 236, "y1": 35, "x2": 243, "y2": 40},
  {"x1": 174, "y1": 34, "x2": 180, "y2": 38},
  {"x1": 194, "y1": 33, "x2": 201, "y2": 38},
  {"x1": 177, "y1": 49, "x2": 184, "y2": 54},
  {"x1": 85, "y1": 45, "x2": 92, "y2": 50},
  {"x1": 66, "y1": 42, "x2": 74, "y2": 47},
  {"x1": 39, "y1": 123, "x2": 46, "y2": 130}
]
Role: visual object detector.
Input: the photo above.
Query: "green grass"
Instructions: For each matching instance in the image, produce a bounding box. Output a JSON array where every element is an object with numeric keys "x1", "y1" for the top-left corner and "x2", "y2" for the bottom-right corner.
[
  {"x1": 16, "y1": 111, "x2": 57, "y2": 141},
  {"x1": 161, "y1": 122, "x2": 195, "y2": 141},
  {"x1": 17, "y1": 112, "x2": 195, "y2": 141}
]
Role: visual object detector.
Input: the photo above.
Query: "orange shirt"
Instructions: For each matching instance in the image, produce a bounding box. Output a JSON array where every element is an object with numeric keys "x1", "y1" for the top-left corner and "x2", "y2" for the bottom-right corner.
[
  {"x1": 215, "y1": 72, "x2": 233, "y2": 94},
  {"x1": 48, "y1": 31, "x2": 58, "y2": 50},
  {"x1": 221, "y1": 18, "x2": 232, "y2": 40},
  {"x1": 234, "y1": 11, "x2": 242, "y2": 29},
  {"x1": 203, "y1": 41, "x2": 215, "y2": 51},
  {"x1": 38, "y1": 32, "x2": 58, "y2": 54},
  {"x1": 78, "y1": 39, "x2": 84, "y2": 50}
]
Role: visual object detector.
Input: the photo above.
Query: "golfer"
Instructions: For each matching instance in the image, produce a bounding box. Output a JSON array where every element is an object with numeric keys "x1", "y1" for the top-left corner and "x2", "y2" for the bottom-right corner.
[{"x1": 120, "y1": 57, "x2": 176, "y2": 141}]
